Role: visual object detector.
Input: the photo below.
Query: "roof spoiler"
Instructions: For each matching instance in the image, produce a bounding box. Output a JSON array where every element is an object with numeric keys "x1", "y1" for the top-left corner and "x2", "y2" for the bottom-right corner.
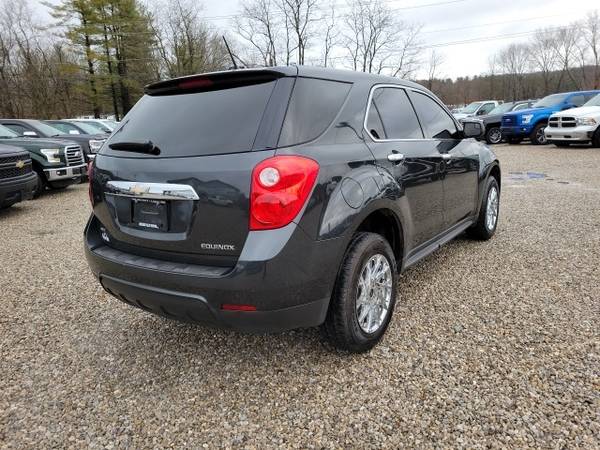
[{"x1": 144, "y1": 67, "x2": 297, "y2": 96}]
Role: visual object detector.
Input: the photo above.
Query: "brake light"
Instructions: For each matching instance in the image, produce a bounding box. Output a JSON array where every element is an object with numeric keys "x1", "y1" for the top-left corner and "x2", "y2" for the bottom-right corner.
[
  {"x1": 250, "y1": 156, "x2": 319, "y2": 230},
  {"x1": 87, "y1": 161, "x2": 94, "y2": 206},
  {"x1": 178, "y1": 77, "x2": 213, "y2": 90},
  {"x1": 221, "y1": 304, "x2": 257, "y2": 311}
]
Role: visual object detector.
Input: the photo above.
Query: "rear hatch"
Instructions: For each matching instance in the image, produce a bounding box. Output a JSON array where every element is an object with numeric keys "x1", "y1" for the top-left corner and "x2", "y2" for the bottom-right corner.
[{"x1": 91, "y1": 69, "x2": 296, "y2": 267}]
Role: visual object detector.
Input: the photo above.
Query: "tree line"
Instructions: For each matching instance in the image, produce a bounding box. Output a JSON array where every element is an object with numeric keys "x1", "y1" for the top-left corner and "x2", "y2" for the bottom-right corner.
[{"x1": 0, "y1": 0, "x2": 598, "y2": 119}]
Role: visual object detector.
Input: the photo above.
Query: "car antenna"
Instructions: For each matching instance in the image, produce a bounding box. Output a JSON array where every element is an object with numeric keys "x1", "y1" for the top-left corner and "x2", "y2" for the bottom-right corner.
[{"x1": 222, "y1": 36, "x2": 238, "y2": 70}]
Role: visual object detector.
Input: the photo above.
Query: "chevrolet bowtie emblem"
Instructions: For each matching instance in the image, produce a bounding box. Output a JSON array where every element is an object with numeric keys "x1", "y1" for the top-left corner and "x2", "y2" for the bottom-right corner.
[{"x1": 15, "y1": 160, "x2": 25, "y2": 169}]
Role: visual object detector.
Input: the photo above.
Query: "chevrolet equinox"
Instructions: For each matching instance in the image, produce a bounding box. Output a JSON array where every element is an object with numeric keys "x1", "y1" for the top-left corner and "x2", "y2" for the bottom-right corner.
[{"x1": 85, "y1": 66, "x2": 500, "y2": 352}]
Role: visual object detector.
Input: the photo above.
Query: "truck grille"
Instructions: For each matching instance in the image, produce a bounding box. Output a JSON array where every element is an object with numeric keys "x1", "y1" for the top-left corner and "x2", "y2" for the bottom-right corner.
[
  {"x1": 548, "y1": 117, "x2": 576, "y2": 128},
  {"x1": 65, "y1": 146, "x2": 84, "y2": 166},
  {"x1": 0, "y1": 154, "x2": 32, "y2": 180}
]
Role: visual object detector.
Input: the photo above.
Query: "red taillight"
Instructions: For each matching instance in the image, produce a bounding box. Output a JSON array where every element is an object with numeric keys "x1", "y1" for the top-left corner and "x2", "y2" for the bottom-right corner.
[
  {"x1": 178, "y1": 78, "x2": 213, "y2": 90},
  {"x1": 249, "y1": 156, "x2": 319, "y2": 230},
  {"x1": 221, "y1": 304, "x2": 257, "y2": 311},
  {"x1": 87, "y1": 161, "x2": 94, "y2": 206}
]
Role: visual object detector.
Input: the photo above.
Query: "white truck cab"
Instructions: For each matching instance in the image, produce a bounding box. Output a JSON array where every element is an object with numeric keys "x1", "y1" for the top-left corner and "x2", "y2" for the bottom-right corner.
[{"x1": 545, "y1": 94, "x2": 600, "y2": 147}]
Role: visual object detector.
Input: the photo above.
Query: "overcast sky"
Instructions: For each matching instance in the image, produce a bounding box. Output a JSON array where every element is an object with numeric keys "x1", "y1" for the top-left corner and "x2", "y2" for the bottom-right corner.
[{"x1": 33, "y1": 0, "x2": 599, "y2": 79}]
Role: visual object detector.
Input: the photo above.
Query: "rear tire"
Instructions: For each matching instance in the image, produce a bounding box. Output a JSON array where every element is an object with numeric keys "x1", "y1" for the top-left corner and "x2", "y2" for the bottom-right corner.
[
  {"x1": 33, "y1": 169, "x2": 46, "y2": 198},
  {"x1": 322, "y1": 232, "x2": 397, "y2": 353},
  {"x1": 530, "y1": 123, "x2": 548, "y2": 145},
  {"x1": 592, "y1": 127, "x2": 600, "y2": 148},
  {"x1": 467, "y1": 176, "x2": 500, "y2": 241},
  {"x1": 485, "y1": 126, "x2": 503, "y2": 145}
]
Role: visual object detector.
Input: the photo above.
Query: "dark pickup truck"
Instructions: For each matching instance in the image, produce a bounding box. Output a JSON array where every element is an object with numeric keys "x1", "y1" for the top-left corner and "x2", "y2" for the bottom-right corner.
[
  {"x1": 0, "y1": 125, "x2": 85, "y2": 197},
  {"x1": 0, "y1": 144, "x2": 37, "y2": 208}
]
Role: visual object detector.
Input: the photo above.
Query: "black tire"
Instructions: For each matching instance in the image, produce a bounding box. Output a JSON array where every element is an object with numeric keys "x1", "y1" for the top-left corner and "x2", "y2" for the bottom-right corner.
[
  {"x1": 592, "y1": 127, "x2": 600, "y2": 148},
  {"x1": 33, "y1": 169, "x2": 46, "y2": 198},
  {"x1": 485, "y1": 126, "x2": 503, "y2": 145},
  {"x1": 322, "y1": 232, "x2": 398, "y2": 353},
  {"x1": 467, "y1": 176, "x2": 500, "y2": 240},
  {"x1": 48, "y1": 181, "x2": 70, "y2": 190},
  {"x1": 507, "y1": 137, "x2": 522, "y2": 145},
  {"x1": 553, "y1": 141, "x2": 571, "y2": 148},
  {"x1": 530, "y1": 123, "x2": 548, "y2": 145}
]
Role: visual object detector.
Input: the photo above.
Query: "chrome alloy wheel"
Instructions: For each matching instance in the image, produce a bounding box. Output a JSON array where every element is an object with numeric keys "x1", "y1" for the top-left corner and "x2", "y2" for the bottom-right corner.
[
  {"x1": 536, "y1": 127, "x2": 547, "y2": 144},
  {"x1": 486, "y1": 186, "x2": 499, "y2": 231},
  {"x1": 488, "y1": 128, "x2": 502, "y2": 144},
  {"x1": 356, "y1": 254, "x2": 393, "y2": 334}
]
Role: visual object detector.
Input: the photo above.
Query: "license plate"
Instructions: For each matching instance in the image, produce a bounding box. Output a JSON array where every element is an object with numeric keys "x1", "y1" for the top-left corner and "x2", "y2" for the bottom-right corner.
[{"x1": 132, "y1": 199, "x2": 168, "y2": 231}]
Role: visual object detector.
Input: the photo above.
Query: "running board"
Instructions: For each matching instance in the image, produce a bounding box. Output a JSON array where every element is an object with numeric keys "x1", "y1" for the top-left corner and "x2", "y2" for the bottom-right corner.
[{"x1": 403, "y1": 219, "x2": 474, "y2": 271}]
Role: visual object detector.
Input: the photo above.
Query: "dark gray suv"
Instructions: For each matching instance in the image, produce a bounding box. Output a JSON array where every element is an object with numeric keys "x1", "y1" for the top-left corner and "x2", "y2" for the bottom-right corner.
[{"x1": 85, "y1": 66, "x2": 500, "y2": 352}]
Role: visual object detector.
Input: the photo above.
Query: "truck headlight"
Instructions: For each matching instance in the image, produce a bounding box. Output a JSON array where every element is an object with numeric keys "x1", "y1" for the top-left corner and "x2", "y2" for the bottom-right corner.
[
  {"x1": 576, "y1": 117, "x2": 597, "y2": 126},
  {"x1": 40, "y1": 148, "x2": 61, "y2": 163},
  {"x1": 521, "y1": 114, "x2": 534, "y2": 124},
  {"x1": 88, "y1": 139, "x2": 105, "y2": 153}
]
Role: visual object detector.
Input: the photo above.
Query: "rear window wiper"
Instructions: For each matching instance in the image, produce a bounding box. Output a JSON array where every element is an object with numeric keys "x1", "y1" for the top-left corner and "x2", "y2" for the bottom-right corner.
[{"x1": 108, "y1": 140, "x2": 161, "y2": 155}]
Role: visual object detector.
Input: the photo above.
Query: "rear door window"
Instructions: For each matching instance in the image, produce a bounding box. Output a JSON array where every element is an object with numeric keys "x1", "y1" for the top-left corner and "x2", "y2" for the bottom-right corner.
[
  {"x1": 366, "y1": 87, "x2": 423, "y2": 140},
  {"x1": 408, "y1": 91, "x2": 458, "y2": 139},
  {"x1": 102, "y1": 80, "x2": 278, "y2": 158},
  {"x1": 278, "y1": 78, "x2": 351, "y2": 147}
]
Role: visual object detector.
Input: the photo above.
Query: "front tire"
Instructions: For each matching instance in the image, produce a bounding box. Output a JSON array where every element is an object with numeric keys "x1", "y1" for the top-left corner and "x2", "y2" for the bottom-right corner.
[
  {"x1": 322, "y1": 232, "x2": 397, "y2": 353},
  {"x1": 592, "y1": 127, "x2": 600, "y2": 148},
  {"x1": 530, "y1": 123, "x2": 548, "y2": 145},
  {"x1": 485, "y1": 126, "x2": 503, "y2": 145},
  {"x1": 467, "y1": 176, "x2": 500, "y2": 240},
  {"x1": 33, "y1": 169, "x2": 46, "y2": 198}
]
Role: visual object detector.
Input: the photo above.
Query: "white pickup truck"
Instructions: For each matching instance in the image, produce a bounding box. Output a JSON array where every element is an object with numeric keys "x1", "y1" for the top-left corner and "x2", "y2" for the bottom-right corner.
[{"x1": 545, "y1": 93, "x2": 600, "y2": 147}]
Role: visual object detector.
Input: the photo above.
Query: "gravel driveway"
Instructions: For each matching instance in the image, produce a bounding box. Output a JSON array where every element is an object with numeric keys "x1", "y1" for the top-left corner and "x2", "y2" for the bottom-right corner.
[{"x1": 1, "y1": 144, "x2": 599, "y2": 448}]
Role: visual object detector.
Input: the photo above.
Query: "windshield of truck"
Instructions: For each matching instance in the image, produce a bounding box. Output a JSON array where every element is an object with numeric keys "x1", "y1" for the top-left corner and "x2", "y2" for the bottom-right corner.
[
  {"x1": 0, "y1": 125, "x2": 19, "y2": 139},
  {"x1": 533, "y1": 94, "x2": 569, "y2": 108},
  {"x1": 460, "y1": 102, "x2": 483, "y2": 114},
  {"x1": 583, "y1": 94, "x2": 600, "y2": 107},
  {"x1": 488, "y1": 103, "x2": 516, "y2": 115},
  {"x1": 32, "y1": 121, "x2": 68, "y2": 137}
]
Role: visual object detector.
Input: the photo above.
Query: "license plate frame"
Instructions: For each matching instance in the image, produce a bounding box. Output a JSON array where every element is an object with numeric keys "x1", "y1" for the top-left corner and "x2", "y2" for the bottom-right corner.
[{"x1": 132, "y1": 199, "x2": 168, "y2": 231}]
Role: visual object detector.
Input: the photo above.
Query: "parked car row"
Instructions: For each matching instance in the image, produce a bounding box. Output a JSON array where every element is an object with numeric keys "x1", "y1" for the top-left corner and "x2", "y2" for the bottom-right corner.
[
  {"x1": 457, "y1": 90, "x2": 600, "y2": 147},
  {"x1": 0, "y1": 117, "x2": 117, "y2": 209}
]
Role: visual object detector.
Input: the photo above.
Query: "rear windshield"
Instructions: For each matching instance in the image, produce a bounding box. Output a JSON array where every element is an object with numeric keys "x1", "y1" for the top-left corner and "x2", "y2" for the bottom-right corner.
[
  {"x1": 278, "y1": 77, "x2": 351, "y2": 147},
  {"x1": 101, "y1": 81, "x2": 277, "y2": 157}
]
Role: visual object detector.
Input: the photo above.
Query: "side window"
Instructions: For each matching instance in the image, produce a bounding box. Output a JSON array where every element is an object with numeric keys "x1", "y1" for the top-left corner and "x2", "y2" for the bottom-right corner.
[
  {"x1": 513, "y1": 103, "x2": 529, "y2": 111},
  {"x1": 569, "y1": 95, "x2": 585, "y2": 107},
  {"x1": 4, "y1": 124, "x2": 29, "y2": 136},
  {"x1": 408, "y1": 91, "x2": 458, "y2": 139},
  {"x1": 279, "y1": 77, "x2": 351, "y2": 147},
  {"x1": 479, "y1": 103, "x2": 495, "y2": 115},
  {"x1": 366, "y1": 87, "x2": 423, "y2": 140},
  {"x1": 583, "y1": 93, "x2": 598, "y2": 102}
]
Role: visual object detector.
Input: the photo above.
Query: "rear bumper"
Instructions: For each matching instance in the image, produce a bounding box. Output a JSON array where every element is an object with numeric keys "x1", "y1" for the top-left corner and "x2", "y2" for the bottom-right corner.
[
  {"x1": 84, "y1": 215, "x2": 343, "y2": 332},
  {"x1": 501, "y1": 124, "x2": 533, "y2": 138},
  {"x1": 44, "y1": 164, "x2": 86, "y2": 181},
  {"x1": 544, "y1": 125, "x2": 596, "y2": 142},
  {"x1": 0, "y1": 172, "x2": 37, "y2": 207}
]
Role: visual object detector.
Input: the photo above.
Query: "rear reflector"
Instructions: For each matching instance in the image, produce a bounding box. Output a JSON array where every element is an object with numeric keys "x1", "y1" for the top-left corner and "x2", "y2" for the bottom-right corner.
[{"x1": 221, "y1": 304, "x2": 257, "y2": 311}]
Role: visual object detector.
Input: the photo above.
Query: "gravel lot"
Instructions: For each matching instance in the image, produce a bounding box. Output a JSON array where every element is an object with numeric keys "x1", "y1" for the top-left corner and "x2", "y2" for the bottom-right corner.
[{"x1": 1, "y1": 144, "x2": 599, "y2": 448}]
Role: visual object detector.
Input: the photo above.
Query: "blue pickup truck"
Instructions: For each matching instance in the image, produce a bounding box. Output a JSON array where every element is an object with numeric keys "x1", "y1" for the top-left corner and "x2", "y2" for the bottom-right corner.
[{"x1": 501, "y1": 90, "x2": 600, "y2": 144}]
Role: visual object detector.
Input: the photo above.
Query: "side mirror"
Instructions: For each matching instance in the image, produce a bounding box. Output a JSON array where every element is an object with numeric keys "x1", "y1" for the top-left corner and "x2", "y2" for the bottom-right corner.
[
  {"x1": 23, "y1": 131, "x2": 38, "y2": 137},
  {"x1": 462, "y1": 121, "x2": 483, "y2": 139},
  {"x1": 476, "y1": 109, "x2": 486, "y2": 116}
]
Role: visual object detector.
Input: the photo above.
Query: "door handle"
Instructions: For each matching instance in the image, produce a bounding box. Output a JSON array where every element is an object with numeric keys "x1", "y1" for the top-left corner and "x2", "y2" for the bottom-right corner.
[
  {"x1": 387, "y1": 153, "x2": 405, "y2": 163},
  {"x1": 441, "y1": 154, "x2": 452, "y2": 160}
]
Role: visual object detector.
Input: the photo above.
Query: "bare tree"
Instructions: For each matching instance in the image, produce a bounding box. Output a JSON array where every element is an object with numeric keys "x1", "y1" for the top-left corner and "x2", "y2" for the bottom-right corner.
[
  {"x1": 582, "y1": 10, "x2": 600, "y2": 89},
  {"x1": 425, "y1": 49, "x2": 444, "y2": 90},
  {"x1": 528, "y1": 29, "x2": 558, "y2": 95},
  {"x1": 279, "y1": 0, "x2": 319, "y2": 65},
  {"x1": 552, "y1": 26, "x2": 581, "y2": 90},
  {"x1": 321, "y1": 3, "x2": 339, "y2": 67},
  {"x1": 498, "y1": 43, "x2": 530, "y2": 100},
  {"x1": 235, "y1": 0, "x2": 281, "y2": 66}
]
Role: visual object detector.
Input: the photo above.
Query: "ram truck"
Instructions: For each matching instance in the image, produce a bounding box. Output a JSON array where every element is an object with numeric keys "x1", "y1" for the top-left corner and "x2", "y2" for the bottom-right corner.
[
  {"x1": 544, "y1": 93, "x2": 600, "y2": 147},
  {"x1": 501, "y1": 90, "x2": 600, "y2": 145}
]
